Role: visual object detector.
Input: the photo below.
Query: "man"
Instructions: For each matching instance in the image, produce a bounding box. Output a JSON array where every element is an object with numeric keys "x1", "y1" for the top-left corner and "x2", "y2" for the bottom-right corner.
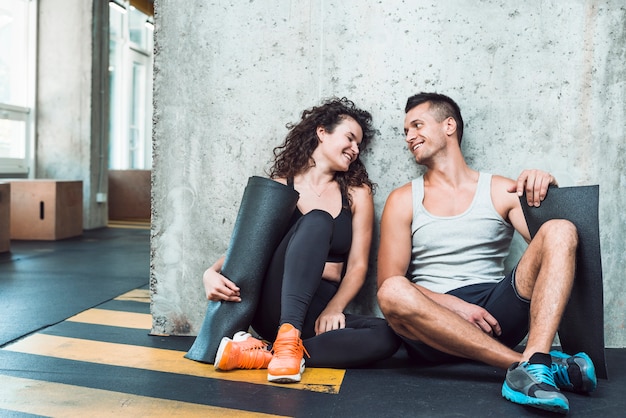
[{"x1": 377, "y1": 92, "x2": 596, "y2": 414}]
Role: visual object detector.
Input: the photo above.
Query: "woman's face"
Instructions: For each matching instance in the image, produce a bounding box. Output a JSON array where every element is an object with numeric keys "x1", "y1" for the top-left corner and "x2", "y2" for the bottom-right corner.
[{"x1": 316, "y1": 116, "x2": 363, "y2": 171}]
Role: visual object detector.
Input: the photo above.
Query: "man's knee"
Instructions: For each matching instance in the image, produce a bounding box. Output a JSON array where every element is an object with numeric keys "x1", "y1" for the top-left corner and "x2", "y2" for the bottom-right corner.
[
  {"x1": 377, "y1": 276, "x2": 413, "y2": 318},
  {"x1": 538, "y1": 219, "x2": 578, "y2": 249}
]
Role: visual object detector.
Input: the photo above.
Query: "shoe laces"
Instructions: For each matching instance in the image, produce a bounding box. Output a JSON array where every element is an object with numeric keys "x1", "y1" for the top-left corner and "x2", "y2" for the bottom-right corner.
[
  {"x1": 525, "y1": 363, "x2": 558, "y2": 388},
  {"x1": 272, "y1": 333, "x2": 310, "y2": 359},
  {"x1": 236, "y1": 338, "x2": 271, "y2": 369},
  {"x1": 238, "y1": 337, "x2": 268, "y2": 352},
  {"x1": 551, "y1": 360, "x2": 572, "y2": 387}
]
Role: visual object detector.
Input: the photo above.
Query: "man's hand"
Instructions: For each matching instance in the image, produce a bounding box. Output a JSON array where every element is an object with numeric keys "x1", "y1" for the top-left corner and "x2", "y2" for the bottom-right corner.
[
  {"x1": 420, "y1": 287, "x2": 502, "y2": 336},
  {"x1": 509, "y1": 169, "x2": 558, "y2": 207},
  {"x1": 449, "y1": 298, "x2": 502, "y2": 337}
]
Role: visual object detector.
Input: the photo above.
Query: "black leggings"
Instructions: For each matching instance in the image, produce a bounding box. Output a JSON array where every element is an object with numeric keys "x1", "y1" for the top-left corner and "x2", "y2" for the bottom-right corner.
[{"x1": 252, "y1": 210, "x2": 400, "y2": 368}]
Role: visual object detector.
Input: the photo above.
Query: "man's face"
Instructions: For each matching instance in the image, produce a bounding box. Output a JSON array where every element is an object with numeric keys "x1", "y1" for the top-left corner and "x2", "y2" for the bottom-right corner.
[{"x1": 403, "y1": 102, "x2": 447, "y2": 164}]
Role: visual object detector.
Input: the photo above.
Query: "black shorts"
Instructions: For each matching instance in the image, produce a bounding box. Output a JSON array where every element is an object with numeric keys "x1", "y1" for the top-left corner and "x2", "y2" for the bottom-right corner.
[{"x1": 401, "y1": 268, "x2": 530, "y2": 363}]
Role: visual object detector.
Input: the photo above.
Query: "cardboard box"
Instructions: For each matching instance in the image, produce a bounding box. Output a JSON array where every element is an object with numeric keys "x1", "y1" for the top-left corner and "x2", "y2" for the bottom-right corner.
[
  {"x1": 10, "y1": 180, "x2": 83, "y2": 240},
  {"x1": 0, "y1": 182, "x2": 9, "y2": 252}
]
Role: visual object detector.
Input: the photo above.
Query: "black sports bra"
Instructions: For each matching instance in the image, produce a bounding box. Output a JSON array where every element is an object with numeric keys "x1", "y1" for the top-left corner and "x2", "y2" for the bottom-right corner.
[{"x1": 287, "y1": 178, "x2": 352, "y2": 263}]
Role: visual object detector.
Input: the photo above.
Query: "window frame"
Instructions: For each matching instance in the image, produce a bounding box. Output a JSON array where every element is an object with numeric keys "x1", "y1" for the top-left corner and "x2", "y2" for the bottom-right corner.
[
  {"x1": 0, "y1": 0, "x2": 37, "y2": 177},
  {"x1": 108, "y1": 0, "x2": 153, "y2": 170}
]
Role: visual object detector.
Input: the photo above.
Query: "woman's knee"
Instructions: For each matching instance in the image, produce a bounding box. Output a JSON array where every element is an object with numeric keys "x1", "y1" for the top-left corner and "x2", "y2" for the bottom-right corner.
[{"x1": 296, "y1": 209, "x2": 334, "y2": 235}]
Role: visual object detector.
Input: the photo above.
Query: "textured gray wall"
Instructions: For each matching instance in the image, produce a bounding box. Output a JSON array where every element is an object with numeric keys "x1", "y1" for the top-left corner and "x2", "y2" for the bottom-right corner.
[{"x1": 151, "y1": 1, "x2": 626, "y2": 347}]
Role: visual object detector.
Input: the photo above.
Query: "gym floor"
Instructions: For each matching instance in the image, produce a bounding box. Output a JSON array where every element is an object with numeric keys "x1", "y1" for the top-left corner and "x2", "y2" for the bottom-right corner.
[{"x1": 1, "y1": 227, "x2": 624, "y2": 417}]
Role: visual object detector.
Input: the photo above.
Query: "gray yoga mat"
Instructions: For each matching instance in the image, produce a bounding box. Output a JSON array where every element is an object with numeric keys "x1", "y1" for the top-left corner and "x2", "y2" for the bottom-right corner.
[
  {"x1": 520, "y1": 185, "x2": 607, "y2": 379},
  {"x1": 185, "y1": 176, "x2": 299, "y2": 363}
]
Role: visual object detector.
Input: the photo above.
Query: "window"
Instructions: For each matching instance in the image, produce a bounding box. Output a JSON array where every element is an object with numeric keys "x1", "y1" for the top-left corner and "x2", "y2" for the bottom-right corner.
[
  {"x1": 109, "y1": 0, "x2": 153, "y2": 170},
  {"x1": 0, "y1": 0, "x2": 36, "y2": 175}
]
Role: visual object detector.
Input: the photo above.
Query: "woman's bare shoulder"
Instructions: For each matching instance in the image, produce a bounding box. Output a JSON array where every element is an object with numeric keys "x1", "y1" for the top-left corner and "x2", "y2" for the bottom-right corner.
[{"x1": 272, "y1": 177, "x2": 288, "y2": 185}]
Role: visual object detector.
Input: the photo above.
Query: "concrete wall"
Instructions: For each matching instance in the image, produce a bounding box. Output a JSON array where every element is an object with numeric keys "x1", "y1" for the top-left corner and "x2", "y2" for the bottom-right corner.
[
  {"x1": 36, "y1": 0, "x2": 109, "y2": 229},
  {"x1": 151, "y1": 1, "x2": 626, "y2": 346}
]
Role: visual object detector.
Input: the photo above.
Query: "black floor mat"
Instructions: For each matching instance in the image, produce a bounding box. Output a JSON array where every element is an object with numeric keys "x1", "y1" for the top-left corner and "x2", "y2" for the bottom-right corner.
[{"x1": 0, "y1": 228, "x2": 149, "y2": 346}]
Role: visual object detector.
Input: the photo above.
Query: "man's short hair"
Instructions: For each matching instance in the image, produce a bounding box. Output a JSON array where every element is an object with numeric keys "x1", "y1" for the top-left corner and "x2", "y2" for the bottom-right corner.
[{"x1": 405, "y1": 92, "x2": 464, "y2": 144}]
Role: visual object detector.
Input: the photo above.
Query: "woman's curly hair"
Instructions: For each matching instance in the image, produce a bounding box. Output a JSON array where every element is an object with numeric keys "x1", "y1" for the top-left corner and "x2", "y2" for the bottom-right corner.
[{"x1": 268, "y1": 97, "x2": 376, "y2": 205}]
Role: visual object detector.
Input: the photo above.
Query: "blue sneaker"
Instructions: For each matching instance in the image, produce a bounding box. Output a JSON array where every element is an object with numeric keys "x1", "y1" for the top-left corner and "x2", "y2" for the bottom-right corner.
[
  {"x1": 550, "y1": 350, "x2": 597, "y2": 393},
  {"x1": 502, "y1": 354, "x2": 569, "y2": 414}
]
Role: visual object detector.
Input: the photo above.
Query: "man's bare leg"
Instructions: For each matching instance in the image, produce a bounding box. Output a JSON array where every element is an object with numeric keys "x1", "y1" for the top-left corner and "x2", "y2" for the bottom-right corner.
[
  {"x1": 514, "y1": 219, "x2": 578, "y2": 361},
  {"x1": 501, "y1": 219, "x2": 578, "y2": 414},
  {"x1": 377, "y1": 277, "x2": 520, "y2": 369}
]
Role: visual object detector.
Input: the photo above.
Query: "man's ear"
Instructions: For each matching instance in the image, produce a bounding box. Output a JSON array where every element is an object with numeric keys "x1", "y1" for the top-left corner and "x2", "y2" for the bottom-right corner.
[{"x1": 444, "y1": 117, "x2": 457, "y2": 139}]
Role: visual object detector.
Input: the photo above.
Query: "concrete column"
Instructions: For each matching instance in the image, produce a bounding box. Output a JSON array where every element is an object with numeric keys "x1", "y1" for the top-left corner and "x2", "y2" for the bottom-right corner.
[{"x1": 36, "y1": 0, "x2": 109, "y2": 229}]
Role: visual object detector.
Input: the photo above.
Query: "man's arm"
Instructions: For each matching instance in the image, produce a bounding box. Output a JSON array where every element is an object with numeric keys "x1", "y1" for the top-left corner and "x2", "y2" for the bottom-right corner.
[
  {"x1": 377, "y1": 183, "x2": 413, "y2": 288},
  {"x1": 497, "y1": 170, "x2": 558, "y2": 242}
]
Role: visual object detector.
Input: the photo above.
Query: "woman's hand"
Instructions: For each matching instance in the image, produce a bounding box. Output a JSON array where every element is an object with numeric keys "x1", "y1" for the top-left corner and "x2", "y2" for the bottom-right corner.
[
  {"x1": 314, "y1": 308, "x2": 346, "y2": 335},
  {"x1": 202, "y1": 256, "x2": 241, "y2": 302}
]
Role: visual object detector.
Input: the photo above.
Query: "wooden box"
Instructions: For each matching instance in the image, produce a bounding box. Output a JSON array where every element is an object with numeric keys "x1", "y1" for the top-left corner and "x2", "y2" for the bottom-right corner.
[
  {"x1": 10, "y1": 180, "x2": 83, "y2": 240},
  {"x1": 0, "y1": 182, "x2": 9, "y2": 252},
  {"x1": 108, "y1": 170, "x2": 151, "y2": 221}
]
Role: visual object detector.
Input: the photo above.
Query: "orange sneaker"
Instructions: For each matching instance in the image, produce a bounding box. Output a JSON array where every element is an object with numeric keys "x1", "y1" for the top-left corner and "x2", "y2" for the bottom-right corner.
[
  {"x1": 267, "y1": 323, "x2": 309, "y2": 383},
  {"x1": 214, "y1": 331, "x2": 273, "y2": 371}
]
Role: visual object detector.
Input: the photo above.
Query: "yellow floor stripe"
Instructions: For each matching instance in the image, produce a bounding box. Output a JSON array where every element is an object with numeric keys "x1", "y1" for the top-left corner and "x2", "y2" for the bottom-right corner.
[
  {"x1": 115, "y1": 288, "x2": 150, "y2": 302},
  {"x1": 67, "y1": 309, "x2": 152, "y2": 329},
  {"x1": 108, "y1": 220, "x2": 150, "y2": 230},
  {"x1": 4, "y1": 334, "x2": 344, "y2": 394},
  {"x1": 0, "y1": 375, "x2": 287, "y2": 417}
]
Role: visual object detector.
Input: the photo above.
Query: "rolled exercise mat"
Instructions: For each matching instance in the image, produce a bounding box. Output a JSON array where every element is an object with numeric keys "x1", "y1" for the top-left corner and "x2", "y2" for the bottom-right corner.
[
  {"x1": 185, "y1": 176, "x2": 299, "y2": 363},
  {"x1": 520, "y1": 185, "x2": 607, "y2": 379}
]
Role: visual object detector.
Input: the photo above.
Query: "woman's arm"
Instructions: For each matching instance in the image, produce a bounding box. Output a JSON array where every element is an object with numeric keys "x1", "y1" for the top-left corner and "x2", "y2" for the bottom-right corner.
[
  {"x1": 314, "y1": 185, "x2": 374, "y2": 335},
  {"x1": 202, "y1": 255, "x2": 241, "y2": 302}
]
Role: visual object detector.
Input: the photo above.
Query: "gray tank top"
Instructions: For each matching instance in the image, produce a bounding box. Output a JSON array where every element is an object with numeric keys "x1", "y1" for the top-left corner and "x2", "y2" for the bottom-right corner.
[{"x1": 409, "y1": 172, "x2": 514, "y2": 293}]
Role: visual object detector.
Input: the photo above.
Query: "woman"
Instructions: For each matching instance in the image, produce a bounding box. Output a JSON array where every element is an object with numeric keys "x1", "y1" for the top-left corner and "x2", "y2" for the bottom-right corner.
[{"x1": 203, "y1": 98, "x2": 400, "y2": 383}]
